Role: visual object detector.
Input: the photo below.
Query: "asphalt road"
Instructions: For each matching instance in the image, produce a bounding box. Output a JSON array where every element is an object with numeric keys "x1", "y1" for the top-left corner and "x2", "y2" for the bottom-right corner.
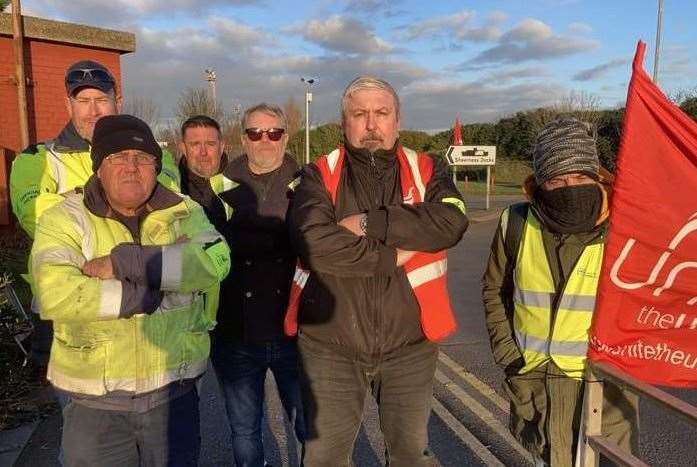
[{"x1": 13, "y1": 195, "x2": 697, "y2": 466}]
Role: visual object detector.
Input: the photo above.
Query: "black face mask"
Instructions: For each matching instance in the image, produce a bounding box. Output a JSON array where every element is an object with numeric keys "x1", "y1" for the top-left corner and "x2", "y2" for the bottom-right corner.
[{"x1": 533, "y1": 184, "x2": 602, "y2": 234}]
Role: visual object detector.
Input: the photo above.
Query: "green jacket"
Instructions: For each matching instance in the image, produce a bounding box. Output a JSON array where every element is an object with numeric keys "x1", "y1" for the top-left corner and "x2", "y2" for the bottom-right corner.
[
  {"x1": 10, "y1": 122, "x2": 181, "y2": 238},
  {"x1": 481, "y1": 202, "x2": 606, "y2": 374},
  {"x1": 30, "y1": 178, "x2": 230, "y2": 396}
]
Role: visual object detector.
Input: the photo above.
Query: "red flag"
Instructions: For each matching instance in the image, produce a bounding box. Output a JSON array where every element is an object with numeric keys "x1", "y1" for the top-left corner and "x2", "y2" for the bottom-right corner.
[
  {"x1": 453, "y1": 118, "x2": 463, "y2": 145},
  {"x1": 588, "y1": 41, "x2": 697, "y2": 387}
]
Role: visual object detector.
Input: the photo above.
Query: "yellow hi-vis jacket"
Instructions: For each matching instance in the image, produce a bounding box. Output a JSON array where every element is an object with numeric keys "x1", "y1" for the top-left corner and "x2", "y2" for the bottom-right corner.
[
  {"x1": 30, "y1": 188, "x2": 230, "y2": 396},
  {"x1": 513, "y1": 210, "x2": 603, "y2": 379}
]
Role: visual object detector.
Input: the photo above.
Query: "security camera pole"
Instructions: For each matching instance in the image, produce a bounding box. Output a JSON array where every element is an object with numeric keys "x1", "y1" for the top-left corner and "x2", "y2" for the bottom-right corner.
[
  {"x1": 205, "y1": 68, "x2": 217, "y2": 114},
  {"x1": 301, "y1": 77, "x2": 316, "y2": 164}
]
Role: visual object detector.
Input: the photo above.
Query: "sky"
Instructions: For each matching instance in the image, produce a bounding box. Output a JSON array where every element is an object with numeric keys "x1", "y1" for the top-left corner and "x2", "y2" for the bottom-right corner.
[{"x1": 17, "y1": 0, "x2": 697, "y2": 131}]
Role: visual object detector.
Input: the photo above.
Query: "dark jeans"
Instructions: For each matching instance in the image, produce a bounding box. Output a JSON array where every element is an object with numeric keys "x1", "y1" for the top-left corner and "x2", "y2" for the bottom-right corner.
[
  {"x1": 61, "y1": 388, "x2": 200, "y2": 467},
  {"x1": 211, "y1": 338, "x2": 305, "y2": 467},
  {"x1": 298, "y1": 335, "x2": 438, "y2": 467}
]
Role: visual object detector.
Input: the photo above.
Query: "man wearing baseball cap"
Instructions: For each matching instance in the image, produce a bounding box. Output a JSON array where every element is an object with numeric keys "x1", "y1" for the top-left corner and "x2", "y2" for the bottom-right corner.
[
  {"x1": 482, "y1": 118, "x2": 638, "y2": 466},
  {"x1": 30, "y1": 114, "x2": 230, "y2": 467},
  {"x1": 9, "y1": 59, "x2": 182, "y2": 392}
]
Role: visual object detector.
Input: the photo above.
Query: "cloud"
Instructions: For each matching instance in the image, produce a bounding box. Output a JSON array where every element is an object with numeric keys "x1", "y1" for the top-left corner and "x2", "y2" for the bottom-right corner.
[
  {"x1": 484, "y1": 66, "x2": 550, "y2": 83},
  {"x1": 568, "y1": 22, "x2": 593, "y2": 34},
  {"x1": 343, "y1": 0, "x2": 405, "y2": 17},
  {"x1": 661, "y1": 45, "x2": 695, "y2": 83},
  {"x1": 572, "y1": 58, "x2": 628, "y2": 81},
  {"x1": 21, "y1": 0, "x2": 261, "y2": 27},
  {"x1": 288, "y1": 15, "x2": 393, "y2": 54},
  {"x1": 403, "y1": 9, "x2": 503, "y2": 43},
  {"x1": 464, "y1": 18, "x2": 600, "y2": 66},
  {"x1": 400, "y1": 78, "x2": 566, "y2": 128}
]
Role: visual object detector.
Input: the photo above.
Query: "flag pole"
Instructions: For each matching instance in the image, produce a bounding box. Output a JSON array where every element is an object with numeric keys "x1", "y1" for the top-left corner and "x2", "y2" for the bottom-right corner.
[{"x1": 652, "y1": 0, "x2": 664, "y2": 84}]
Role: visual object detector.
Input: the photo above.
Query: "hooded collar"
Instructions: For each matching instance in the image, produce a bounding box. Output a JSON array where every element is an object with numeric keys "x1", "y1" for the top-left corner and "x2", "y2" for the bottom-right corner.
[
  {"x1": 82, "y1": 174, "x2": 183, "y2": 220},
  {"x1": 48, "y1": 121, "x2": 91, "y2": 153}
]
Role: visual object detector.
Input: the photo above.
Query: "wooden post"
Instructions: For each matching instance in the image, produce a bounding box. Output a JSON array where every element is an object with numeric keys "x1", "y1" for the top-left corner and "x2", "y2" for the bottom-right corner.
[
  {"x1": 579, "y1": 366, "x2": 604, "y2": 467},
  {"x1": 12, "y1": 0, "x2": 30, "y2": 149}
]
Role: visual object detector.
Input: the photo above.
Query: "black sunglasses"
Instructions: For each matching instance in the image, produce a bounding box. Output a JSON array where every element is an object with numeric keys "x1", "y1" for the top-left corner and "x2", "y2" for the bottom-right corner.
[
  {"x1": 66, "y1": 68, "x2": 115, "y2": 84},
  {"x1": 244, "y1": 128, "x2": 285, "y2": 142}
]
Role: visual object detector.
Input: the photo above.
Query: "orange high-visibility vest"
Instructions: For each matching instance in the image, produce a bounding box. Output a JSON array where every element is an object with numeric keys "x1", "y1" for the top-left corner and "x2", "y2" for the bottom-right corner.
[{"x1": 284, "y1": 145, "x2": 456, "y2": 342}]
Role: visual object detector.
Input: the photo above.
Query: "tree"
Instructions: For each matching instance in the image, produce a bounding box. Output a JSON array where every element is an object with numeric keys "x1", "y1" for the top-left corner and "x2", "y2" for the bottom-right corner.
[
  {"x1": 283, "y1": 96, "x2": 303, "y2": 139},
  {"x1": 123, "y1": 96, "x2": 160, "y2": 131},
  {"x1": 0, "y1": 1, "x2": 9, "y2": 12}
]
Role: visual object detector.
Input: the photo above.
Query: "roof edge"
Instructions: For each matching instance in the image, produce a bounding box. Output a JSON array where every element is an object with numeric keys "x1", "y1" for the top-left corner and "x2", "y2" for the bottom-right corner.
[{"x1": 0, "y1": 13, "x2": 135, "y2": 53}]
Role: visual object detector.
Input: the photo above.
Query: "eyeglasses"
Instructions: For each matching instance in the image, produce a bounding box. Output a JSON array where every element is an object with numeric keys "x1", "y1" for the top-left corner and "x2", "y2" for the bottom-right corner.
[
  {"x1": 105, "y1": 153, "x2": 156, "y2": 166},
  {"x1": 66, "y1": 68, "x2": 115, "y2": 85},
  {"x1": 244, "y1": 128, "x2": 285, "y2": 142}
]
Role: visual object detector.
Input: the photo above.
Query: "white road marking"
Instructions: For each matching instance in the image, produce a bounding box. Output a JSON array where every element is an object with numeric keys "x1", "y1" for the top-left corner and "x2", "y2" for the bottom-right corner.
[
  {"x1": 438, "y1": 352, "x2": 509, "y2": 413},
  {"x1": 432, "y1": 398, "x2": 505, "y2": 467}
]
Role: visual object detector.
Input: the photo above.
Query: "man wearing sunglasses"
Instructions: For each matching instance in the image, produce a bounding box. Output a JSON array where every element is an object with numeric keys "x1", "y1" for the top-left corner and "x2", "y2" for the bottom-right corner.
[
  {"x1": 206, "y1": 103, "x2": 304, "y2": 467},
  {"x1": 287, "y1": 76, "x2": 468, "y2": 466}
]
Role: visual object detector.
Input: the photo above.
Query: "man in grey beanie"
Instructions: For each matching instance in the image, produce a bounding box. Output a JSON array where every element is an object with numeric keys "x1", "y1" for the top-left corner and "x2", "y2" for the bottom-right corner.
[{"x1": 481, "y1": 118, "x2": 638, "y2": 466}]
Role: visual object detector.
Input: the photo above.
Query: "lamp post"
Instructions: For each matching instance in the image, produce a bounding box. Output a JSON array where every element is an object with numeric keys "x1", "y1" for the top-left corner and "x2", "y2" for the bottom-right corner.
[
  {"x1": 205, "y1": 68, "x2": 217, "y2": 114},
  {"x1": 301, "y1": 77, "x2": 316, "y2": 164},
  {"x1": 653, "y1": 0, "x2": 664, "y2": 84}
]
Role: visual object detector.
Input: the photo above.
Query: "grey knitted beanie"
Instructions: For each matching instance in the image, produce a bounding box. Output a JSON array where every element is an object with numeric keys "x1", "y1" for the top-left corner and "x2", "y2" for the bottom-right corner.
[{"x1": 532, "y1": 118, "x2": 599, "y2": 185}]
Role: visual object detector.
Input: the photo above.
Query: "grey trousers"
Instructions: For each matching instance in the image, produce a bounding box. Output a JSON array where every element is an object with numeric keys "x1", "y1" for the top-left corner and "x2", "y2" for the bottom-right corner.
[
  {"x1": 61, "y1": 388, "x2": 200, "y2": 467},
  {"x1": 298, "y1": 335, "x2": 438, "y2": 467}
]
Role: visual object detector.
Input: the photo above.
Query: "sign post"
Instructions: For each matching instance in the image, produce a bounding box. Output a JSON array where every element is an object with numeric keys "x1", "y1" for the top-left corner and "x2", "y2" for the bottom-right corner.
[{"x1": 445, "y1": 145, "x2": 496, "y2": 210}]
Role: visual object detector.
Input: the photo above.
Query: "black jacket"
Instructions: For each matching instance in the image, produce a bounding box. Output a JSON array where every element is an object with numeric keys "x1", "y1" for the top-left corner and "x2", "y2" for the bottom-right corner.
[
  {"x1": 289, "y1": 143, "x2": 468, "y2": 356},
  {"x1": 213, "y1": 154, "x2": 300, "y2": 342}
]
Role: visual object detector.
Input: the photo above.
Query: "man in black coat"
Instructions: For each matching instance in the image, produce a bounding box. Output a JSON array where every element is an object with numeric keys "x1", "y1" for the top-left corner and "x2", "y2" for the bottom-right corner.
[{"x1": 212, "y1": 104, "x2": 304, "y2": 467}]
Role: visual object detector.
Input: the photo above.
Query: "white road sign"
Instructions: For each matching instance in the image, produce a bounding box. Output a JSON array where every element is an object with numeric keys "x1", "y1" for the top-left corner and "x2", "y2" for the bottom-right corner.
[{"x1": 446, "y1": 146, "x2": 496, "y2": 166}]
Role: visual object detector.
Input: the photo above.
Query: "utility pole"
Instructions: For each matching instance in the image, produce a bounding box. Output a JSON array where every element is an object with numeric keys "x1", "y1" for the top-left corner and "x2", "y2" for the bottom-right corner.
[
  {"x1": 301, "y1": 77, "x2": 316, "y2": 164},
  {"x1": 12, "y1": 0, "x2": 30, "y2": 148},
  {"x1": 205, "y1": 68, "x2": 217, "y2": 114},
  {"x1": 653, "y1": 0, "x2": 664, "y2": 84}
]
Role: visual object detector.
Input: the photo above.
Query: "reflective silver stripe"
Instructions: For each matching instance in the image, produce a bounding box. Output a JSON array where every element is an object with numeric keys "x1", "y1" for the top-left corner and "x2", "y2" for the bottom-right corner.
[
  {"x1": 98, "y1": 279, "x2": 122, "y2": 319},
  {"x1": 513, "y1": 288, "x2": 551, "y2": 308},
  {"x1": 45, "y1": 144, "x2": 69, "y2": 194},
  {"x1": 49, "y1": 358, "x2": 208, "y2": 396},
  {"x1": 62, "y1": 193, "x2": 96, "y2": 259},
  {"x1": 294, "y1": 267, "x2": 310, "y2": 288},
  {"x1": 32, "y1": 247, "x2": 86, "y2": 272},
  {"x1": 326, "y1": 149, "x2": 341, "y2": 172},
  {"x1": 407, "y1": 258, "x2": 447, "y2": 288},
  {"x1": 515, "y1": 330, "x2": 548, "y2": 355},
  {"x1": 161, "y1": 244, "x2": 184, "y2": 289},
  {"x1": 515, "y1": 331, "x2": 588, "y2": 357},
  {"x1": 557, "y1": 295, "x2": 596, "y2": 311},
  {"x1": 550, "y1": 340, "x2": 589, "y2": 356},
  {"x1": 401, "y1": 147, "x2": 426, "y2": 201}
]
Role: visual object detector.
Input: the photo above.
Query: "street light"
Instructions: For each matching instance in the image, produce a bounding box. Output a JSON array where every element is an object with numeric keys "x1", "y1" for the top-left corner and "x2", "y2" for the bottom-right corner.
[
  {"x1": 205, "y1": 68, "x2": 217, "y2": 114},
  {"x1": 301, "y1": 77, "x2": 317, "y2": 164}
]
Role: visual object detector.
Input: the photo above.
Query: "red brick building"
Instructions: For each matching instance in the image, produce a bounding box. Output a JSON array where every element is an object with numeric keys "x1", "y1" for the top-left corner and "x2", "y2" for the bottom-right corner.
[{"x1": 0, "y1": 13, "x2": 134, "y2": 225}]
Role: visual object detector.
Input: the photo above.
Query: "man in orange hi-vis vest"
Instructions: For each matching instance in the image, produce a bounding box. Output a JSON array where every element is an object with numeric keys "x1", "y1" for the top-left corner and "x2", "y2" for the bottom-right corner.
[{"x1": 287, "y1": 76, "x2": 468, "y2": 466}]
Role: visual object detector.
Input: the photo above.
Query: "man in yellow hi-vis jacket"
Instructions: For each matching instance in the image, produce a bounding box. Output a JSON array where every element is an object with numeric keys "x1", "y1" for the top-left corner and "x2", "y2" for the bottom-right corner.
[
  {"x1": 30, "y1": 115, "x2": 230, "y2": 467},
  {"x1": 482, "y1": 118, "x2": 638, "y2": 467}
]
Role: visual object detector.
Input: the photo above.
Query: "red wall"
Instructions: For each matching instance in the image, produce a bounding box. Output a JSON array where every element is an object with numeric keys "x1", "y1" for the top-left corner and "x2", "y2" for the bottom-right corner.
[{"x1": 0, "y1": 37, "x2": 123, "y2": 153}]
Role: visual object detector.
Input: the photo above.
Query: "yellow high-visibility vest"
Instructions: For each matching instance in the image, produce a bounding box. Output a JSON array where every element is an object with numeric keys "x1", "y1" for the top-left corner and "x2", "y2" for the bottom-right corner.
[{"x1": 512, "y1": 210, "x2": 603, "y2": 379}]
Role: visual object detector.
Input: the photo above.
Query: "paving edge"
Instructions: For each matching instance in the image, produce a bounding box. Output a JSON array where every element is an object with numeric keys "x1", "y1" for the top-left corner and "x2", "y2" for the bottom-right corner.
[{"x1": 468, "y1": 209, "x2": 502, "y2": 224}]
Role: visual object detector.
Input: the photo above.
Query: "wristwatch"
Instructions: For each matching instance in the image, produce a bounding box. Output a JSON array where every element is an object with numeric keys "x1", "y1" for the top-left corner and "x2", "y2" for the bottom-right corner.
[{"x1": 359, "y1": 214, "x2": 368, "y2": 235}]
